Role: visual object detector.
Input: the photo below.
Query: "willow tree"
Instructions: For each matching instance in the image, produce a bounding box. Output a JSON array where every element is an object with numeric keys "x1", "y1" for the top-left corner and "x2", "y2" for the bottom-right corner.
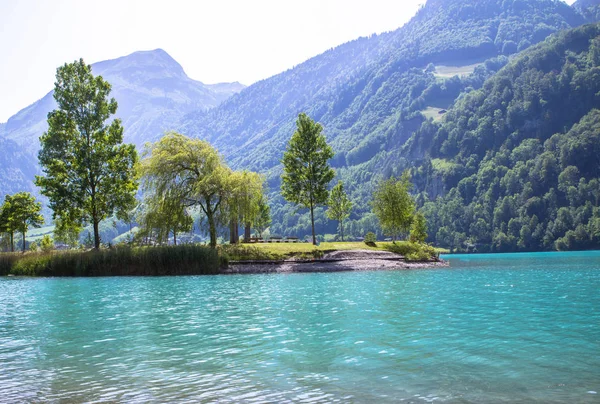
[
  {"x1": 140, "y1": 132, "x2": 230, "y2": 248},
  {"x1": 226, "y1": 171, "x2": 265, "y2": 243},
  {"x1": 372, "y1": 172, "x2": 415, "y2": 242},
  {"x1": 281, "y1": 113, "x2": 335, "y2": 245},
  {"x1": 326, "y1": 181, "x2": 353, "y2": 241},
  {"x1": 138, "y1": 191, "x2": 193, "y2": 245},
  {"x1": 254, "y1": 195, "x2": 271, "y2": 238},
  {"x1": 36, "y1": 59, "x2": 138, "y2": 249}
]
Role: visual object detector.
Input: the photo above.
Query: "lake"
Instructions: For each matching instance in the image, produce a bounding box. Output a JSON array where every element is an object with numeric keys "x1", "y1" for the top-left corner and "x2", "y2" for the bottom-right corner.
[{"x1": 1, "y1": 251, "x2": 599, "y2": 403}]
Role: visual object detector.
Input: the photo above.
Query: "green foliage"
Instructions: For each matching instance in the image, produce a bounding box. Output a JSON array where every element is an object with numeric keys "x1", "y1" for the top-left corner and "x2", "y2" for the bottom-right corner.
[
  {"x1": 254, "y1": 195, "x2": 272, "y2": 238},
  {"x1": 29, "y1": 242, "x2": 38, "y2": 252},
  {"x1": 174, "y1": 0, "x2": 591, "y2": 243},
  {"x1": 140, "y1": 132, "x2": 231, "y2": 248},
  {"x1": 2, "y1": 192, "x2": 44, "y2": 252},
  {"x1": 224, "y1": 170, "x2": 265, "y2": 242},
  {"x1": 53, "y1": 217, "x2": 81, "y2": 248},
  {"x1": 326, "y1": 181, "x2": 353, "y2": 241},
  {"x1": 412, "y1": 24, "x2": 600, "y2": 252},
  {"x1": 40, "y1": 235, "x2": 54, "y2": 252},
  {"x1": 5, "y1": 245, "x2": 220, "y2": 277},
  {"x1": 372, "y1": 172, "x2": 415, "y2": 241},
  {"x1": 383, "y1": 241, "x2": 437, "y2": 262},
  {"x1": 410, "y1": 212, "x2": 428, "y2": 243},
  {"x1": 364, "y1": 232, "x2": 377, "y2": 246},
  {"x1": 281, "y1": 113, "x2": 335, "y2": 244},
  {"x1": 36, "y1": 59, "x2": 138, "y2": 249},
  {"x1": 137, "y1": 192, "x2": 193, "y2": 246},
  {"x1": 0, "y1": 195, "x2": 18, "y2": 252}
]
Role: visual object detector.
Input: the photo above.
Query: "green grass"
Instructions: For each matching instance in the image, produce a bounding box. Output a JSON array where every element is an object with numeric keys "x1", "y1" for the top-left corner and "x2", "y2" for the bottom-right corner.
[
  {"x1": 421, "y1": 107, "x2": 446, "y2": 122},
  {"x1": 24, "y1": 225, "x2": 55, "y2": 242},
  {"x1": 222, "y1": 241, "x2": 441, "y2": 262},
  {"x1": 431, "y1": 158, "x2": 461, "y2": 174},
  {"x1": 434, "y1": 63, "x2": 481, "y2": 78}
]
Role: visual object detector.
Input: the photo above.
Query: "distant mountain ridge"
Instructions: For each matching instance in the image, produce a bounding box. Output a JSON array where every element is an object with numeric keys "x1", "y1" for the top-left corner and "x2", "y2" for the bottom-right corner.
[
  {"x1": 0, "y1": 49, "x2": 244, "y2": 197},
  {"x1": 2, "y1": 0, "x2": 600, "y2": 242}
]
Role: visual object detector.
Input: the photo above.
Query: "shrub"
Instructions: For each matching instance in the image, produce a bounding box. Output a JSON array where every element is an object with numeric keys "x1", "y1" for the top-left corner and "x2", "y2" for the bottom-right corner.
[
  {"x1": 384, "y1": 241, "x2": 438, "y2": 262},
  {"x1": 364, "y1": 232, "x2": 377, "y2": 246},
  {"x1": 40, "y1": 235, "x2": 54, "y2": 252}
]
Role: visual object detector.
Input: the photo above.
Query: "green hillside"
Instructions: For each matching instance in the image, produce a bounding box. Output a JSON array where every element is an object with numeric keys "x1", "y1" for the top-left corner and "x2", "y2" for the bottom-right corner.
[
  {"x1": 410, "y1": 23, "x2": 600, "y2": 252},
  {"x1": 179, "y1": 0, "x2": 592, "y2": 239}
]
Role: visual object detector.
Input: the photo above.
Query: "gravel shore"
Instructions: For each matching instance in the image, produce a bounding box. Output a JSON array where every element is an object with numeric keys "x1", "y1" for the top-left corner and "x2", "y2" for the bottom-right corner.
[{"x1": 222, "y1": 249, "x2": 449, "y2": 274}]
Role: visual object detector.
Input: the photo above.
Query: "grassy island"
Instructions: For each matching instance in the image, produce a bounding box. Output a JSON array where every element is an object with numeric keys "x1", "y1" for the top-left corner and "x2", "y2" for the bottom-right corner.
[{"x1": 0, "y1": 241, "x2": 442, "y2": 277}]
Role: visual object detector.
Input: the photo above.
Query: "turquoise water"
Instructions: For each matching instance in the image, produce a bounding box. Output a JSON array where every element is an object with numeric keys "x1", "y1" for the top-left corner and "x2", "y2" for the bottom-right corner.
[{"x1": 1, "y1": 252, "x2": 599, "y2": 403}]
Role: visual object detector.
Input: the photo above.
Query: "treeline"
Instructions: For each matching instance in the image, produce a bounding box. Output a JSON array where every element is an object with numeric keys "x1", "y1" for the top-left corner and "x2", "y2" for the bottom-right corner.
[
  {"x1": 0, "y1": 59, "x2": 426, "y2": 253},
  {"x1": 410, "y1": 23, "x2": 600, "y2": 252}
]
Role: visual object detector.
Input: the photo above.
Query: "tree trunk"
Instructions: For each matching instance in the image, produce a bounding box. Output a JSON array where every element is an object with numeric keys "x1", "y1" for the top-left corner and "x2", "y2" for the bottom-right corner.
[
  {"x1": 173, "y1": 230, "x2": 177, "y2": 246},
  {"x1": 22, "y1": 231, "x2": 26, "y2": 252},
  {"x1": 93, "y1": 219, "x2": 101, "y2": 249},
  {"x1": 310, "y1": 202, "x2": 316, "y2": 245},
  {"x1": 10, "y1": 232, "x2": 14, "y2": 252},
  {"x1": 244, "y1": 222, "x2": 251, "y2": 243},
  {"x1": 341, "y1": 220, "x2": 344, "y2": 242},
  {"x1": 229, "y1": 219, "x2": 238, "y2": 244},
  {"x1": 207, "y1": 208, "x2": 217, "y2": 248}
]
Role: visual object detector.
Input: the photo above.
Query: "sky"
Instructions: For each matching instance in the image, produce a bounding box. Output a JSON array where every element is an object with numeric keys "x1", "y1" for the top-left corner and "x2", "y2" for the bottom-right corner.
[{"x1": 0, "y1": 0, "x2": 430, "y2": 123}]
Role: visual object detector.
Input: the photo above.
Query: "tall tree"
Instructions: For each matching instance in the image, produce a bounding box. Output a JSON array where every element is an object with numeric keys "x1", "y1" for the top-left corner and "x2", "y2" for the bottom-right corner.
[
  {"x1": 281, "y1": 113, "x2": 335, "y2": 245},
  {"x1": 372, "y1": 172, "x2": 415, "y2": 241},
  {"x1": 326, "y1": 181, "x2": 353, "y2": 241},
  {"x1": 254, "y1": 195, "x2": 271, "y2": 239},
  {"x1": 140, "y1": 132, "x2": 231, "y2": 248},
  {"x1": 36, "y1": 59, "x2": 138, "y2": 249},
  {"x1": 9, "y1": 192, "x2": 44, "y2": 252},
  {"x1": 0, "y1": 196, "x2": 17, "y2": 252},
  {"x1": 228, "y1": 171, "x2": 264, "y2": 243},
  {"x1": 410, "y1": 211, "x2": 428, "y2": 243}
]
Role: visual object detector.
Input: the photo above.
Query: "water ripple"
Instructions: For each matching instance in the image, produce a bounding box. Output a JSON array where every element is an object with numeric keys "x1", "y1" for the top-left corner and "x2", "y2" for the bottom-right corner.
[{"x1": 0, "y1": 251, "x2": 599, "y2": 403}]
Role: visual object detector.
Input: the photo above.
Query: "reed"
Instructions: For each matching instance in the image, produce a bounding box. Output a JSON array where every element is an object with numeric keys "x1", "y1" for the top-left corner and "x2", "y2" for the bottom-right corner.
[{"x1": 3, "y1": 245, "x2": 222, "y2": 277}]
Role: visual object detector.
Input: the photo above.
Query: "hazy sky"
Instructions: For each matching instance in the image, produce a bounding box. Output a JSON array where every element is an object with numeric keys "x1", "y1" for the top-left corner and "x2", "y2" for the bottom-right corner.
[
  {"x1": 0, "y1": 0, "x2": 429, "y2": 122},
  {"x1": 0, "y1": 0, "x2": 579, "y2": 123}
]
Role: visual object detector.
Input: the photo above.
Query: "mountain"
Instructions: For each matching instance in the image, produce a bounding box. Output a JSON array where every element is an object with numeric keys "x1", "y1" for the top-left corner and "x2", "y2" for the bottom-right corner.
[
  {"x1": 177, "y1": 0, "x2": 594, "y2": 238},
  {"x1": 0, "y1": 49, "x2": 244, "y2": 197},
  {"x1": 574, "y1": 0, "x2": 600, "y2": 21},
  {"x1": 2, "y1": 0, "x2": 599, "y2": 246},
  {"x1": 409, "y1": 23, "x2": 600, "y2": 252}
]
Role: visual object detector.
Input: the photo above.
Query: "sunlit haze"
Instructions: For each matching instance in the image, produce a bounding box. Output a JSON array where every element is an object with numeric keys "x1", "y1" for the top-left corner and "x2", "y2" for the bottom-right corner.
[{"x1": 0, "y1": 0, "x2": 433, "y2": 122}]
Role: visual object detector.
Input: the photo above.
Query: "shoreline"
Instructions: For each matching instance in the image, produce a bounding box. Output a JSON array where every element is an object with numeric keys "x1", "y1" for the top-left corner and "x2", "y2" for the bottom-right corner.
[{"x1": 223, "y1": 249, "x2": 448, "y2": 274}]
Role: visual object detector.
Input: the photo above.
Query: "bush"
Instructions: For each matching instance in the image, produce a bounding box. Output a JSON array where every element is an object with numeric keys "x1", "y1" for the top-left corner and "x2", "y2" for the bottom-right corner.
[
  {"x1": 364, "y1": 232, "x2": 377, "y2": 246},
  {"x1": 40, "y1": 235, "x2": 54, "y2": 252},
  {"x1": 384, "y1": 241, "x2": 438, "y2": 262}
]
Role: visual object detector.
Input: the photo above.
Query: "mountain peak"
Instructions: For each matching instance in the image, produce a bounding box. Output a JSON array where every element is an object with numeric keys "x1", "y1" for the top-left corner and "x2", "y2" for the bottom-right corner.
[{"x1": 92, "y1": 48, "x2": 187, "y2": 81}]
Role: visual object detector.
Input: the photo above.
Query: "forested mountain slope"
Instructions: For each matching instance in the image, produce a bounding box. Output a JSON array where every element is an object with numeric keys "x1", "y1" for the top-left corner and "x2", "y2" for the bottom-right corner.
[
  {"x1": 575, "y1": 0, "x2": 600, "y2": 21},
  {"x1": 409, "y1": 23, "x2": 600, "y2": 252},
  {"x1": 180, "y1": 0, "x2": 593, "y2": 238}
]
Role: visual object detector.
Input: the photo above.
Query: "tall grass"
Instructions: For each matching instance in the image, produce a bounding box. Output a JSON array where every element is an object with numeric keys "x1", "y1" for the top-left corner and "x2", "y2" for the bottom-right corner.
[
  {"x1": 2, "y1": 245, "x2": 222, "y2": 277},
  {"x1": 0, "y1": 253, "x2": 20, "y2": 276}
]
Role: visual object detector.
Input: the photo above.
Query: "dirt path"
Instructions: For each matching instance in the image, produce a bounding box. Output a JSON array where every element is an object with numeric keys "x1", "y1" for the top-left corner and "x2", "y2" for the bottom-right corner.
[{"x1": 222, "y1": 249, "x2": 448, "y2": 274}]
